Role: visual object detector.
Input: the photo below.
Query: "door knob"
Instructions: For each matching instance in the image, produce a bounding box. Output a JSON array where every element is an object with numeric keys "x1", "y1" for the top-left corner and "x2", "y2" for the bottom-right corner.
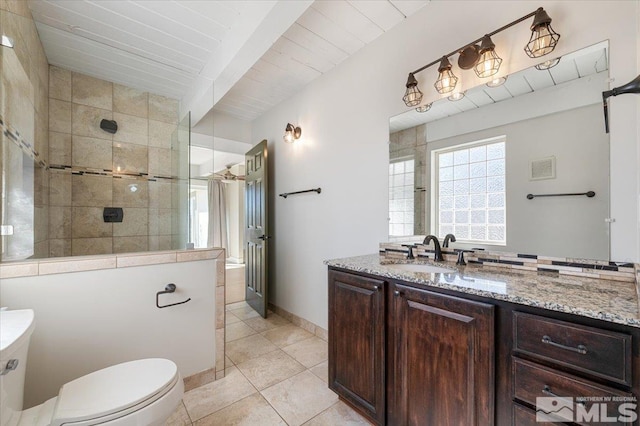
[{"x1": 257, "y1": 235, "x2": 270, "y2": 240}]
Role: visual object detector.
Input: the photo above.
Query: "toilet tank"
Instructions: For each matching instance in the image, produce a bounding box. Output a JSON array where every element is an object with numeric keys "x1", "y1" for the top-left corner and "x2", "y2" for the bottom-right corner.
[{"x1": 0, "y1": 310, "x2": 35, "y2": 426}]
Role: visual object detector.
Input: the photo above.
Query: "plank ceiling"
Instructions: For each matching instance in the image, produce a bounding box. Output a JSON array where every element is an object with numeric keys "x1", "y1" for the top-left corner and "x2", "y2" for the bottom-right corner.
[
  {"x1": 28, "y1": 0, "x2": 429, "y2": 121},
  {"x1": 28, "y1": 0, "x2": 250, "y2": 99},
  {"x1": 214, "y1": 0, "x2": 429, "y2": 121}
]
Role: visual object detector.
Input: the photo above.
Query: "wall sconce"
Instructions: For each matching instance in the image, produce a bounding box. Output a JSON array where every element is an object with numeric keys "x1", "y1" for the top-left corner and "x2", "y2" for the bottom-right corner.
[
  {"x1": 602, "y1": 74, "x2": 640, "y2": 133},
  {"x1": 283, "y1": 123, "x2": 302, "y2": 143},
  {"x1": 402, "y1": 7, "x2": 561, "y2": 108}
]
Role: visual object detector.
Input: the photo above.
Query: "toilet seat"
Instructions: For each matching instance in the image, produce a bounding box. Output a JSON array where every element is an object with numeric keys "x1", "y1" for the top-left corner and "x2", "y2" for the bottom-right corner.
[{"x1": 49, "y1": 358, "x2": 180, "y2": 426}]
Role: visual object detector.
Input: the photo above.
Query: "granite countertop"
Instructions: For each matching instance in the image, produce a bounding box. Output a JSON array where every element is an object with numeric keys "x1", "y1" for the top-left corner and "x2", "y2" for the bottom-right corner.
[{"x1": 325, "y1": 254, "x2": 640, "y2": 328}]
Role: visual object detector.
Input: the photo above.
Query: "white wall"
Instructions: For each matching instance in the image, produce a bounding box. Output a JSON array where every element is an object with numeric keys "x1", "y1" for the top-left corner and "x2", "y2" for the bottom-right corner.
[
  {"x1": 0, "y1": 260, "x2": 216, "y2": 407},
  {"x1": 426, "y1": 104, "x2": 609, "y2": 259},
  {"x1": 250, "y1": 1, "x2": 639, "y2": 329}
]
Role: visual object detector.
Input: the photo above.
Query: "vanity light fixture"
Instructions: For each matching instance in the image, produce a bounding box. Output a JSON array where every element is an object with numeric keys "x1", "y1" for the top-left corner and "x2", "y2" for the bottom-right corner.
[
  {"x1": 434, "y1": 57, "x2": 458, "y2": 94},
  {"x1": 524, "y1": 8, "x2": 561, "y2": 58},
  {"x1": 283, "y1": 123, "x2": 302, "y2": 143},
  {"x1": 415, "y1": 103, "x2": 432, "y2": 113},
  {"x1": 403, "y1": 73, "x2": 423, "y2": 106},
  {"x1": 474, "y1": 35, "x2": 502, "y2": 78},
  {"x1": 402, "y1": 7, "x2": 560, "y2": 107}
]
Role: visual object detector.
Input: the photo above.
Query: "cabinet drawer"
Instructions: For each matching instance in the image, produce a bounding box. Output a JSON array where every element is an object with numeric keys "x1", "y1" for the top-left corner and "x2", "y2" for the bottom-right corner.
[
  {"x1": 513, "y1": 403, "x2": 564, "y2": 426},
  {"x1": 513, "y1": 358, "x2": 633, "y2": 425},
  {"x1": 513, "y1": 312, "x2": 632, "y2": 385}
]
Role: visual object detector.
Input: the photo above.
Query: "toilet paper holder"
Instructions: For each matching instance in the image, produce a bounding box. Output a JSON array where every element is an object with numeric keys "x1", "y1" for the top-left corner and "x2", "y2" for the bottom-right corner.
[{"x1": 156, "y1": 283, "x2": 191, "y2": 309}]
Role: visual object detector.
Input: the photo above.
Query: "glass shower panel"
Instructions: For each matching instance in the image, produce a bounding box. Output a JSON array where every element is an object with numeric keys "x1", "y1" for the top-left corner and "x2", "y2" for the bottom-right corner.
[
  {"x1": 171, "y1": 111, "x2": 190, "y2": 249},
  {"x1": 1, "y1": 8, "x2": 39, "y2": 261}
]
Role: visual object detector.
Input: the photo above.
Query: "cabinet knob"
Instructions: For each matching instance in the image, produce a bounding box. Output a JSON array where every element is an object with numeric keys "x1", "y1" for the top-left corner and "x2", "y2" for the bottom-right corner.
[
  {"x1": 373, "y1": 285, "x2": 381, "y2": 291},
  {"x1": 394, "y1": 290, "x2": 402, "y2": 297}
]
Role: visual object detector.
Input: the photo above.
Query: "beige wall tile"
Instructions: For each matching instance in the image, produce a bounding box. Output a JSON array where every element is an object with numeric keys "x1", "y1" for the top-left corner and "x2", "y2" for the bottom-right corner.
[
  {"x1": 49, "y1": 206, "x2": 71, "y2": 239},
  {"x1": 113, "y1": 207, "x2": 148, "y2": 236},
  {"x1": 148, "y1": 120, "x2": 175, "y2": 149},
  {"x1": 2, "y1": 0, "x2": 32, "y2": 18},
  {"x1": 33, "y1": 166, "x2": 49, "y2": 206},
  {"x1": 72, "y1": 136, "x2": 113, "y2": 170},
  {"x1": 34, "y1": 205, "x2": 48, "y2": 242},
  {"x1": 49, "y1": 99, "x2": 71, "y2": 133},
  {"x1": 35, "y1": 78, "x2": 48, "y2": 116},
  {"x1": 176, "y1": 249, "x2": 219, "y2": 262},
  {"x1": 113, "y1": 84, "x2": 148, "y2": 118},
  {"x1": 149, "y1": 93, "x2": 178, "y2": 124},
  {"x1": 72, "y1": 72, "x2": 112, "y2": 110},
  {"x1": 49, "y1": 132, "x2": 72, "y2": 165},
  {"x1": 0, "y1": 262, "x2": 38, "y2": 279},
  {"x1": 113, "y1": 112, "x2": 148, "y2": 146},
  {"x1": 71, "y1": 237, "x2": 113, "y2": 256},
  {"x1": 183, "y1": 368, "x2": 216, "y2": 393},
  {"x1": 72, "y1": 206, "x2": 113, "y2": 238},
  {"x1": 49, "y1": 66, "x2": 71, "y2": 101},
  {"x1": 49, "y1": 239, "x2": 71, "y2": 258},
  {"x1": 116, "y1": 251, "x2": 176, "y2": 268},
  {"x1": 71, "y1": 174, "x2": 112, "y2": 207},
  {"x1": 40, "y1": 253, "x2": 116, "y2": 273},
  {"x1": 113, "y1": 179, "x2": 148, "y2": 207},
  {"x1": 113, "y1": 236, "x2": 148, "y2": 254},
  {"x1": 49, "y1": 171, "x2": 72, "y2": 206},
  {"x1": 148, "y1": 235, "x2": 172, "y2": 251},
  {"x1": 33, "y1": 241, "x2": 49, "y2": 259},
  {"x1": 72, "y1": 104, "x2": 113, "y2": 140},
  {"x1": 148, "y1": 181, "x2": 171, "y2": 208},
  {"x1": 113, "y1": 142, "x2": 148, "y2": 174},
  {"x1": 148, "y1": 208, "x2": 172, "y2": 236},
  {"x1": 216, "y1": 286, "x2": 225, "y2": 329},
  {"x1": 34, "y1": 111, "x2": 48, "y2": 162},
  {"x1": 148, "y1": 147, "x2": 171, "y2": 176}
]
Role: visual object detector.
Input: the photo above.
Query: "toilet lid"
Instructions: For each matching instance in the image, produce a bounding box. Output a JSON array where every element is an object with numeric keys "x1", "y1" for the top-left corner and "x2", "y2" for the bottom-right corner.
[{"x1": 52, "y1": 358, "x2": 178, "y2": 425}]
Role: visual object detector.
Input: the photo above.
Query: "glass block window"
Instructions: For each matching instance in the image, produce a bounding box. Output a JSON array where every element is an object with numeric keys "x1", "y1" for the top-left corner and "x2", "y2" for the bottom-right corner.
[
  {"x1": 435, "y1": 138, "x2": 506, "y2": 244},
  {"x1": 389, "y1": 158, "x2": 415, "y2": 236}
]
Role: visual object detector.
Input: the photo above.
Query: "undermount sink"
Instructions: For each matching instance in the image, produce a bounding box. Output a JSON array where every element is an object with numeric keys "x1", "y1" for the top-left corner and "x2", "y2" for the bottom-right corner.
[{"x1": 384, "y1": 263, "x2": 454, "y2": 274}]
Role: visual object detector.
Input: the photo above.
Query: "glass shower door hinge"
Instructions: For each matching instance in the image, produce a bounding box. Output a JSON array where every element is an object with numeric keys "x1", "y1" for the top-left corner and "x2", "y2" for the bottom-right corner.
[
  {"x1": 0, "y1": 225, "x2": 14, "y2": 236},
  {"x1": 604, "y1": 218, "x2": 616, "y2": 223}
]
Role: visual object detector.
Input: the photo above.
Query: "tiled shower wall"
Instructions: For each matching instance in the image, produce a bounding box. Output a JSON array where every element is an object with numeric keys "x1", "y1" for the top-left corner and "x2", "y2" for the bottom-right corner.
[
  {"x1": 390, "y1": 125, "x2": 427, "y2": 235},
  {"x1": 0, "y1": 1, "x2": 50, "y2": 259},
  {"x1": 47, "y1": 66, "x2": 181, "y2": 256}
]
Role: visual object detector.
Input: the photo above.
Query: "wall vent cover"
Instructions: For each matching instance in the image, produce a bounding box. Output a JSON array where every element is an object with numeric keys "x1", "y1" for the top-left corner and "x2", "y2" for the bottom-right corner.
[{"x1": 530, "y1": 156, "x2": 556, "y2": 180}]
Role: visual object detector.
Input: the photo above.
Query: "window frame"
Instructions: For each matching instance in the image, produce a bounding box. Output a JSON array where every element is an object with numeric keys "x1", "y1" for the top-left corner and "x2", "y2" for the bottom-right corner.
[
  {"x1": 388, "y1": 156, "x2": 416, "y2": 237},
  {"x1": 431, "y1": 135, "x2": 507, "y2": 246}
]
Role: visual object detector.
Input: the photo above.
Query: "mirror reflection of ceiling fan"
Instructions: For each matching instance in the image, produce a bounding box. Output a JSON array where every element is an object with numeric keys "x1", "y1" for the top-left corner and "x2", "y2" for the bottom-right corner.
[{"x1": 212, "y1": 164, "x2": 245, "y2": 182}]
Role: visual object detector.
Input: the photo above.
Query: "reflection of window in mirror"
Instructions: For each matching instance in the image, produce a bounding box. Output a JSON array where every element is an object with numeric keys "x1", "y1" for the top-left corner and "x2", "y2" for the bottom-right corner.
[
  {"x1": 389, "y1": 158, "x2": 415, "y2": 237},
  {"x1": 434, "y1": 137, "x2": 506, "y2": 245}
]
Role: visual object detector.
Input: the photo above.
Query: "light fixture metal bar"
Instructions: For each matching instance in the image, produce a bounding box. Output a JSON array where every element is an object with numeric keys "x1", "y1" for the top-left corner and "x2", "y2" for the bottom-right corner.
[{"x1": 410, "y1": 9, "x2": 539, "y2": 76}]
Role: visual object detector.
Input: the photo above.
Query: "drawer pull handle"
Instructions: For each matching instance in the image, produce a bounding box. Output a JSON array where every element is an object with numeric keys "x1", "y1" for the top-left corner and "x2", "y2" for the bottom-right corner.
[
  {"x1": 542, "y1": 335, "x2": 588, "y2": 355},
  {"x1": 542, "y1": 385, "x2": 585, "y2": 407}
]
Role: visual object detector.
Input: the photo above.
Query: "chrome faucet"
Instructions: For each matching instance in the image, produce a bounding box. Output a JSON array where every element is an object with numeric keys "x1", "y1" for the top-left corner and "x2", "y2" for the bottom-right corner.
[
  {"x1": 442, "y1": 234, "x2": 456, "y2": 248},
  {"x1": 422, "y1": 235, "x2": 444, "y2": 262}
]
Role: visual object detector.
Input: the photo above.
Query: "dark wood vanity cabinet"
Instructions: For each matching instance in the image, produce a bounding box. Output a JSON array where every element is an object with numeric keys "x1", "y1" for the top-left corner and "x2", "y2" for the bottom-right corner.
[
  {"x1": 328, "y1": 268, "x2": 494, "y2": 425},
  {"x1": 328, "y1": 266, "x2": 639, "y2": 425},
  {"x1": 328, "y1": 270, "x2": 386, "y2": 424},
  {"x1": 389, "y1": 283, "x2": 495, "y2": 426}
]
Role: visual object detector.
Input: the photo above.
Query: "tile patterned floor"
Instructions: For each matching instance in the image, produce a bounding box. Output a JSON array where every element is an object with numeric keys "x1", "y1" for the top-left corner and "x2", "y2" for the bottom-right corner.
[{"x1": 166, "y1": 301, "x2": 372, "y2": 426}]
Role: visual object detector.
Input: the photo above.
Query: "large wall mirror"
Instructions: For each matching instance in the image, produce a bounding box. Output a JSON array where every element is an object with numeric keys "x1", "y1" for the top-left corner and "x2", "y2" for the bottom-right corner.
[{"x1": 389, "y1": 41, "x2": 611, "y2": 260}]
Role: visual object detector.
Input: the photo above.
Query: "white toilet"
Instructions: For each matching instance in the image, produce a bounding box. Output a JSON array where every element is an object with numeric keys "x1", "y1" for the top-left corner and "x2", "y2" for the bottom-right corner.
[{"x1": 1, "y1": 309, "x2": 183, "y2": 426}]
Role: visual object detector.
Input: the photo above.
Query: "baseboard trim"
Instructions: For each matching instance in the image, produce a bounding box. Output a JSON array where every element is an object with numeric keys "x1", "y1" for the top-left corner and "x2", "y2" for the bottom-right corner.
[
  {"x1": 268, "y1": 303, "x2": 328, "y2": 341},
  {"x1": 183, "y1": 367, "x2": 217, "y2": 392}
]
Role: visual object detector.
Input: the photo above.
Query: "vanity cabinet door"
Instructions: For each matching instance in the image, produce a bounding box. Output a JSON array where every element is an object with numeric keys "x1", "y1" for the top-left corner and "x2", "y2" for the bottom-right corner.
[
  {"x1": 328, "y1": 270, "x2": 386, "y2": 425},
  {"x1": 390, "y1": 283, "x2": 495, "y2": 426}
]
